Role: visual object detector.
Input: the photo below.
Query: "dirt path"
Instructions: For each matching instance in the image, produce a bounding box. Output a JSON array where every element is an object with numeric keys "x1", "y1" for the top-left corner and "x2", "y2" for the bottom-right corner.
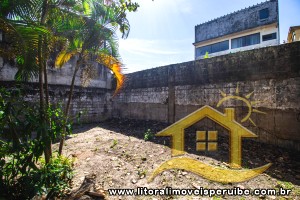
[{"x1": 54, "y1": 119, "x2": 300, "y2": 200}]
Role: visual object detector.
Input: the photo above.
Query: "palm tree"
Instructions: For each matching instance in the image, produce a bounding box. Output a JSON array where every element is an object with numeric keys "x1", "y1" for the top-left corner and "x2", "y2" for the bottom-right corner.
[
  {"x1": 0, "y1": 0, "x2": 53, "y2": 163},
  {"x1": 55, "y1": 0, "x2": 137, "y2": 155},
  {"x1": 0, "y1": 0, "x2": 139, "y2": 159},
  {"x1": 0, "y1": 0, "x2": 90, "y2": 163}
]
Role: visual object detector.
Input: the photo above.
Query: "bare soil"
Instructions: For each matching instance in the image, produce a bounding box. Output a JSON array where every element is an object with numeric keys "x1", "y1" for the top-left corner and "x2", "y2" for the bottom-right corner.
[{"x1": 53, "y1": 119, "x2": 300, "y2": 200}]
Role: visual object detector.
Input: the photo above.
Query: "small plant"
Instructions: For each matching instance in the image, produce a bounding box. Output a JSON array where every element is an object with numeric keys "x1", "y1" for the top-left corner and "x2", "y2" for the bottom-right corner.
[
  {"x1": 204, "y1": 51, "x2": 210, "y2": 59},
  {"x1": 212, "y1": 196, "x2": 222, "y2": 200},
  {"x1": 277, "y1": 181, "x2": 295, "y2": 190},
  {"x1": 36, "y1": 154, "x2": 74, "y2": 198},
  {"x1": 110, "y1": 139, "x2": 118, "y2": 148},
  {"x1": 144, "y1": 129, "x2": 154, "y2": 141},
  {"x1": 137, "y1": 169, "x2": 147, "y2": 178}
]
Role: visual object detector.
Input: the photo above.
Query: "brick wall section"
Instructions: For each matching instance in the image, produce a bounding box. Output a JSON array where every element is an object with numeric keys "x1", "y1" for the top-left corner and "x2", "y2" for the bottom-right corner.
[
  {"x1": 0, "y1": 57, "x2": 112, "y2": 89},
  {"x1": 113, "y1": 42, "x2": 300, "y2": 151},
  {"x1": 0, "y1": 51, "x2": 113, "y2": 123}
]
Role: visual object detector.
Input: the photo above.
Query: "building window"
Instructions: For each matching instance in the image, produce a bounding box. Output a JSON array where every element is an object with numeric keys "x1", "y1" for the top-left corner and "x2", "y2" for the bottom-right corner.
[
  {"x1": 262, "y1": 33, "x2": 277, "y2": 41},
  {"x1": 231, "y1": 33, "x2": 260, "y2": 49},
  {"x1": 259, "y1": 8, "x2": 269, "y2": 20},
  {"x1": 196, "y1": 40, "x2": 229, "y2": 57},
  {"x1": 292, "y1": 32, "x2": 296, "y2": 42}
]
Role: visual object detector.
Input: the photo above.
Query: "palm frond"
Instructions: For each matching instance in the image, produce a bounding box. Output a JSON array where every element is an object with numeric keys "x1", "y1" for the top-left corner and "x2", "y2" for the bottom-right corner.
[
  {"x1": 0, "y1": 18, "x2": 50, "y2": 81},
  {"x1": 14, "y1": 53, "x2": 39, "y2": 82},
  {"x1": 0, "y1": 0, "x2": 42, "y2": 22},
  {"x1": 95, "y1": 53, "x2": 125, "y2": 96},
  {"x1": 55, "y1": 50, "x2": 77, "y2": 68}
]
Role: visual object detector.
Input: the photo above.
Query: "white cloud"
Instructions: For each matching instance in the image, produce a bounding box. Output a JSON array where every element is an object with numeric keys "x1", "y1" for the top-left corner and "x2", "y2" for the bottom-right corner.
[{"x1": 118, "y1": 38, "x2": 193, "y2": 73}]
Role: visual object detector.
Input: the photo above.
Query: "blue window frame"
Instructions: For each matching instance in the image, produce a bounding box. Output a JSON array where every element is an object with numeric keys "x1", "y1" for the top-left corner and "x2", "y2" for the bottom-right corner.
[
  {"x1": 262, "y1": 33, "x2": 277, "y2": 41},
  {"x1": 231, "y1": 33, "x2": 260, "y2": 49},
  {"x1": 196, "y1": 40, "x2": 229, "y2": 57},
  {"x1": 259, "y1": 8, "x2": 269, "y2": 20}
]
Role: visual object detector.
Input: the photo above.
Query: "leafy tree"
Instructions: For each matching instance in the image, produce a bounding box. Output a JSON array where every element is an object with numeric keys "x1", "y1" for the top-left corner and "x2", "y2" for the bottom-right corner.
[
  {"x1": 53, "y1": 0, "x2": 138, "y2": 155},
  {"x1": 0, "y1": 0, "x2": 139, "y2": 198},
  {"x1": 0, "y1": 87, "x2": 73, "y2": 199},
  {"x1": 0, "y1": 0, "x2": 139, "y2": 161}
]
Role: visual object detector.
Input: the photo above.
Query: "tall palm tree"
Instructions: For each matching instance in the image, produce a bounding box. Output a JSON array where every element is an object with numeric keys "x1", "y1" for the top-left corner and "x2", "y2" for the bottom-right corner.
[
  {"x1": 0, "y1": 0, "x2": 54, "y2": 163},
  {"x1": 55, "y1": 0, "x2": 137, "y2": 155},
  {"x1": 0, "y1": 0, "x2": 92, "y2": 163},
  {"x1": 0, "y1": 0, "x2": 139, "y2": 159}
]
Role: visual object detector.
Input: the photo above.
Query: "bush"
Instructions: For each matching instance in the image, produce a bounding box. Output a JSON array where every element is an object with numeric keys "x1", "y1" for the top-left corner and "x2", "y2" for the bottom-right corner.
[
  {"x1": 144, "y1": 129, "x2": 154, "y2": 141},
  {"x1": 33, "y1": 155, "x2": 74, "y2": 199},
  {"x1": 0, "y1": 87, "x2": 73, "y2": 199}
]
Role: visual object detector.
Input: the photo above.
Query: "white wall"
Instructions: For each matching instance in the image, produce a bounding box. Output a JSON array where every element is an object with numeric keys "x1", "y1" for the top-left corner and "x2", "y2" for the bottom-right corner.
[
  {"x1": 0, "y1": 57, "x2": 112, "y2": 89},
  {"x1": 195, "y1": 23, "x2": 279, "y2": 59}
]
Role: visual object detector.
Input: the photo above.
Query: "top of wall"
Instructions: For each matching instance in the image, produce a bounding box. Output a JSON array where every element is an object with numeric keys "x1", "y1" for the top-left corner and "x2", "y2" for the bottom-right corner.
[
  {"x1": 0, "y1": 56, "x2": 112, "y2": 89},
  {"x1": 123, "y1": 42, "x2": 300, "y2": 89},
  {"x1": 194, "y1": 0, "x2": 278, "y2": 44}
]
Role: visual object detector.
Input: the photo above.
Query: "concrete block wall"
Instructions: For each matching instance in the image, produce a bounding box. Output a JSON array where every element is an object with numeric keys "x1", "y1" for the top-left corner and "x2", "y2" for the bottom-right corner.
[
  {"x1": 113, "y1": 42, "x2": 300, "y2": 151},
  {"x1": 0, "y1": 56, "x2": 112, "y2": 89},
  {"x1": 0, "y1": 81, "x2": 113, "y2": 123},
  {"x1": 0, "y1": 55, "x2": 114, "y2": 123}
]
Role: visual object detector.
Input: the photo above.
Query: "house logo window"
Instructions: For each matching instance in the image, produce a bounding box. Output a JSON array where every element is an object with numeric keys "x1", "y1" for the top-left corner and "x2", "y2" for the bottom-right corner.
[
  {"x1": 148, "y1": 85, "x2": 272, "y2": 183},
  {"x1": 196, "y1": 131, "x2": 218, "y2": 151}
]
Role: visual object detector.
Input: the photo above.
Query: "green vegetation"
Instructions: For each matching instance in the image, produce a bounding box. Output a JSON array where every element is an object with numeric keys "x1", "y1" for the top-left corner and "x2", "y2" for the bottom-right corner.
[
  {"x1": 0, "y1": 0, "x2": 139, "y2": 198},
  {"x1": 0, "y1": 87, "x2": 73, "y2": 199},
  {"x1": 137, "y1": 168, "x2": 147, "y2": 178},
  {"x1": 277, "y1": 181, "x2": 295, "y2": 190},
  {"x1": 110, "y1": 138, "x2": 119, "y2": 148},
  {"x1": 204, "y1": 51, "x2": 210, "y2": 59},
  {"x1": 144, "y1": 129, "x2": 154, "y2": 141}
]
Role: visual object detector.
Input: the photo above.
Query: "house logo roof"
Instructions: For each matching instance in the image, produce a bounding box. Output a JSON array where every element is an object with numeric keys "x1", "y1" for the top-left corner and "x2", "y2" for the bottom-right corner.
[
  {"x1": 148, "y1": 104, "x2": 272, "y2": 183},
  {"x1": 156, "y1": 105, "x2": 257, "y2": 167}
]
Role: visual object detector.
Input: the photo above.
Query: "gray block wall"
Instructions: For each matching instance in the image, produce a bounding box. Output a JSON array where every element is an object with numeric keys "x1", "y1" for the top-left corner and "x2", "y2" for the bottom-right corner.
[{"x1": 112, "y1": 42, "x2": 300, "y2": 151}]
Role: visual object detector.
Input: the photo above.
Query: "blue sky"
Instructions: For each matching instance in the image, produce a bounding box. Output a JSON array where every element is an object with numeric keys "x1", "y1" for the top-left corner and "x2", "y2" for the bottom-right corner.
[{"x1": 118, "y1": 0, "x2": 300, "y2": 73}]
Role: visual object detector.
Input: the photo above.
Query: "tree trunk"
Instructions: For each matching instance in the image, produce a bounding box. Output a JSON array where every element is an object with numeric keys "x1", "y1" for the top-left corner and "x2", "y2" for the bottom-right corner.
[
  {"x1": 39, "y1": 0, "x2": 51, "y2": 164},
  {"x1": 58, "y1": 55, "x2": 82, "y2": 155},
  {"x1": 38, "y1": 37, "x2": 51, "y2": 163},
  {"x1": 43, "y1": 37, "x2": 52, "y2": 160},
  {"x1": 43, "y1": 38, "x2": 50, "y2": 107}
]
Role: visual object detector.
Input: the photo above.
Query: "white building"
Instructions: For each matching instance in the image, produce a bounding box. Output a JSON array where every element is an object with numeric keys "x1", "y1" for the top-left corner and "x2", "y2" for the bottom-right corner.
[{"x1": 194, "y1": 0, "x2": 279, "y2": 59}]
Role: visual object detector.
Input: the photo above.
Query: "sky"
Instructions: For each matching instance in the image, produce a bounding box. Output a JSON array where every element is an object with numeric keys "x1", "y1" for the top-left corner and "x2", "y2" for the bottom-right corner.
[{"x1": 118, "y1": 0, "x2": 300, "y2": 73}]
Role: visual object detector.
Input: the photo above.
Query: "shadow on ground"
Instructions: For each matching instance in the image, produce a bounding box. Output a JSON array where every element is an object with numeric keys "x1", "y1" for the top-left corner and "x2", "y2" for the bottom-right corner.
[{"x1": 70, "y1": 118, "x2": 300, "y2": 186}]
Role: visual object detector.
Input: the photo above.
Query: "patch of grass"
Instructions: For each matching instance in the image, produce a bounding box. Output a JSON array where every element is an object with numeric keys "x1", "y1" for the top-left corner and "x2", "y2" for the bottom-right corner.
[
  {"x1": 212, "y1": 196, "x2": 222, "y2": 200},
  {"x1": 110, "y1": 139, "x2": 118, "y2": 148},
  {"x1": 144, "y1": 129, "x2": 154, "y2": 141},
  {"x1": 294, "y1": 187, "x2": 300, "y2": 195},
  {"x1": 276, "y1": 181, "x2": 295, "y2": 190}
]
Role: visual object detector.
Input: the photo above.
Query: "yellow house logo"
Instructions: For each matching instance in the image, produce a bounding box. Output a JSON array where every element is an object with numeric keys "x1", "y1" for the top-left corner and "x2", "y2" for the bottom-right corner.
[{"x1": 148, "y1": 87, "x2": 272, "y2": 183}]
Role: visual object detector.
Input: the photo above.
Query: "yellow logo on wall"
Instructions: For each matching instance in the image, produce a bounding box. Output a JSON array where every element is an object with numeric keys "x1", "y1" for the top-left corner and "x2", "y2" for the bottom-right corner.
[{"x1": 148, "y1": 85, "x2": 271, "y2": 183}]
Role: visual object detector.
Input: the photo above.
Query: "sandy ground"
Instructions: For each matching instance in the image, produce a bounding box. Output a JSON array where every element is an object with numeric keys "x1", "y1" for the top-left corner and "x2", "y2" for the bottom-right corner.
[{"x1": 53, "y1": 119, "x2": 300, "y2": 200}]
